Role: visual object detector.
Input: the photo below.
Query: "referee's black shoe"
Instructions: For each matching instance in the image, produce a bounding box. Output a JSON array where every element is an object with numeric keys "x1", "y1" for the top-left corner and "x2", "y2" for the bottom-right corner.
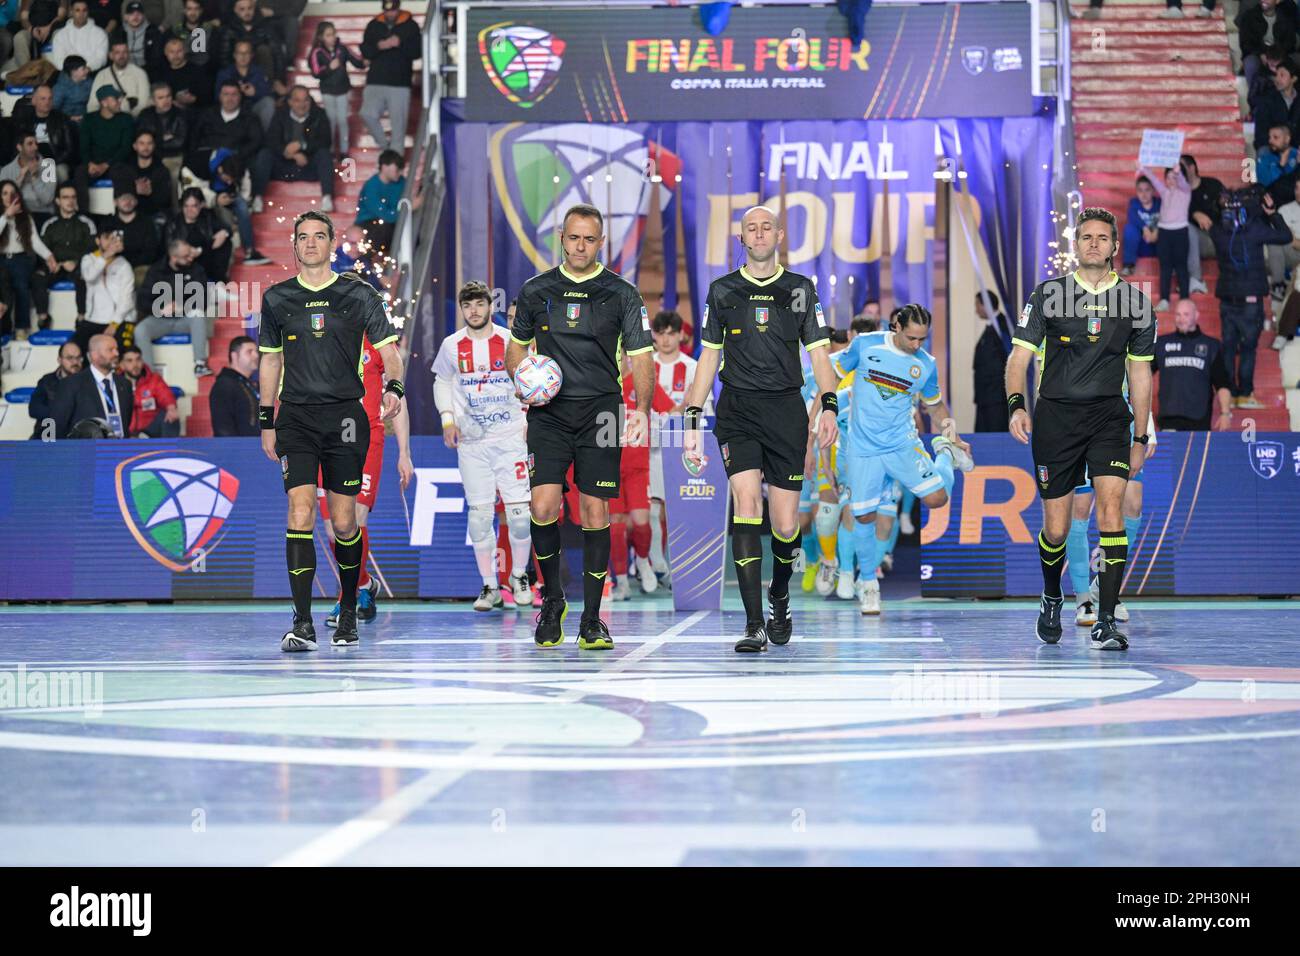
[
  {"x1": 281, "y1": 615, "x2": 317, "y2": 653},
  {"x1": 1090, "y1": 615, "x2": 1129, "y2": 651},
  {"x1": 332, "y1": 607, "x2": 359, "y2": 647},
  {"x1": 1036, "y1": 593, "x2": 1064, "y2": 645},
  {"x1": 767, "y1": 591, "x2": 793, "y2": 645},
  {"x1": 734, "y1": 621, "x2": 769, "y2": 653},
  {"x1": 534, "y1": 596, "x2": 568, "y2": 648},
  {"x1": 578, "y1": 615, "x2": 614, "y2": 650}
]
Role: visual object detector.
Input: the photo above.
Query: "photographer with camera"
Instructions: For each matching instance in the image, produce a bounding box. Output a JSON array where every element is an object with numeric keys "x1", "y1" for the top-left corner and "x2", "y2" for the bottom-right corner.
[{"x1": 1209, "y1": 185, "x2": 1292, "y2": 408}]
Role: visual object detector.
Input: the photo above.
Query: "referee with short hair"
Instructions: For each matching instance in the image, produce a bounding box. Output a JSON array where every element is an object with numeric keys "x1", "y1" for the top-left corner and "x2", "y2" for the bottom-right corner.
[
  {"x1": 259, "y1": 210, "x2": 405, "y2": 652},
  {"x1": 505, "y1": 202, "x2": 655, "y2": 651},
  {"x1": 1005, "y1": 207, "x2": 1155, "y2": 651},
  {"x1": 683, "y1": 205, "x2": 840, "y2": 653}
]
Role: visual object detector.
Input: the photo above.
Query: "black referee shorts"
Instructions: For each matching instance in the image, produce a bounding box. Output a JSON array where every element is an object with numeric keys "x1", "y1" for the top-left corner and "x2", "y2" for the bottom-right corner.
[
  {"x1": 275, "y1": 399, "x2": 370, "y2": 495},
  {"x1": 527, "y1": 395, "x2": 623, "y2": 498},
  {"x1": 1032, "y1": 395, "x2": 1132, "y2": 499},
  {"x1": 713, "y1": 388, "x2": 809, "y2": 491}
]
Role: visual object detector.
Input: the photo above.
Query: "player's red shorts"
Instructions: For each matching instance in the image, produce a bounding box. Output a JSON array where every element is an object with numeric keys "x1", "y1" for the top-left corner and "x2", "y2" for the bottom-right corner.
[
  {"x1": 318, "y1": 418, "x2": 384, "y2": 518},
  {"x1": 610, "y1": 443, "x2": 650, "y2": 514}
]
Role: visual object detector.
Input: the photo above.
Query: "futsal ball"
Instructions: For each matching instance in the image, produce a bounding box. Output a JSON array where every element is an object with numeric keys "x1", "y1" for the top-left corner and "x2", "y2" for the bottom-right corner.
[{"x1": 515, "y1": 354, "x2": 563, "y2": 405}]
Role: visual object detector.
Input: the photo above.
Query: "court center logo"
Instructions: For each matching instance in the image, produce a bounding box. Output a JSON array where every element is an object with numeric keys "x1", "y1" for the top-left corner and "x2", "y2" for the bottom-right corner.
[
  {"x1": 478, "y1": 22, "x2": 566, "y2": 108},
  {"x1": 1248, "y1": 440, "x2": 1284, "y2": 479},
  {"x1": 115, "y1": 452, "x2": 239, "y2": 572}
]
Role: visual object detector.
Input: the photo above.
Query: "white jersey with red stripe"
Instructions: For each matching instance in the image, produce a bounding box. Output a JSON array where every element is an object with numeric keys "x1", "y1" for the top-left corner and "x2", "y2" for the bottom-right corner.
[{"x1": 431, "y1": 326, "x2": 526, "y2": 444}]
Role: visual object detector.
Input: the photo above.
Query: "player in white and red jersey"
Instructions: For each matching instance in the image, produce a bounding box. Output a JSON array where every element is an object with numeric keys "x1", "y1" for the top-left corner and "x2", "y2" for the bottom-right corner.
[
  {"x1": 647, "y1": 310, "x2": 710, "y2": 587},
  {"x1": 320, "y1": 333, "x2": 414, "y2": 627},
  {"x1": 432, "y1": 281, "x2": 532, "y2": 611}
]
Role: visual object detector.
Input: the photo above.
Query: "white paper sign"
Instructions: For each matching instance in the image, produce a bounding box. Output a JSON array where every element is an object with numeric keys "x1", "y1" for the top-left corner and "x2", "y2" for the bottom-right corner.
[{"x1": 1138, "y1": 129, "x2": 1186, "y2": 169}]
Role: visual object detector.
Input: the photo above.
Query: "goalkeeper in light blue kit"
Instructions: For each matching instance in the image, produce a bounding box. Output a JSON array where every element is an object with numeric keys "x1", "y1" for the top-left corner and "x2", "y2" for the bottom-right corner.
[{"x1": 834, "y1": 303, "x2": 975, "y2": 614}]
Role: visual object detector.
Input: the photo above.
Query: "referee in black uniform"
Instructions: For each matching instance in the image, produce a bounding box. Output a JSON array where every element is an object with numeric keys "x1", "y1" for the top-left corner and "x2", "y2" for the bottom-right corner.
[
  {"x1": 258, "y1": 211, "x2": 405, "y2": 652},
  {"x1": 1005, "y1": 207, "x2": 1155, "y2": 651},
  {"x1": 505, "y1": 203, "x2": 655, "y2": 650},
  {"x1": 683, "y1": 205, "x2": 840, "y2": 653}
]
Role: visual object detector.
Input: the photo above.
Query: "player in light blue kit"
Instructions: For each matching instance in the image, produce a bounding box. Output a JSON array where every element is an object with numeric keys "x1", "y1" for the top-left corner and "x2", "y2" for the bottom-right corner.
[{"x1": 834, "y1": 304, "x2": 975, "y2": 614}]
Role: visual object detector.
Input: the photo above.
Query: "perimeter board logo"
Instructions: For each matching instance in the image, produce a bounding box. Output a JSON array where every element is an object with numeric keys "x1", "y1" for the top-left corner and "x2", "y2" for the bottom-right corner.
[
  {"x1": 489, "y1": 124, "x2": 680, "y2": 276},
  {"x1": 1249, "y1": 440, "x2": 1284, "y2": 479},
  {"x1": 479, "y1": 22, "x2": 566, "y2": 108},
  {"x1": 962, "y1": 46, "x2": 988, "y2": 76},
  {"x1": 115, "y1": 451, "x2": 239, "y2": 571}
]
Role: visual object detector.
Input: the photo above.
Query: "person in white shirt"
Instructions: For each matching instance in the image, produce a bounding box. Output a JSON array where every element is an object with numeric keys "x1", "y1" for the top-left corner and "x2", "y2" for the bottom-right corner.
[
  {"x1": 646, "y1": 309, "x2": 710, "y2": 585},
  {"x1": 432, "y1": 281, "x2": 533, "y2": 611},
  {"x1": 50, "y1": 1, "x2": 110, "y2": 73},
  {"x1": 88, "y1": 37, "x2": 152, "y2": 117},
  {"x1": 1268, "y1": 176, "x2": 1300, "y2": 291},
  {"x1": 80, "y1": 230, "x2": 136, "y2": 352}
]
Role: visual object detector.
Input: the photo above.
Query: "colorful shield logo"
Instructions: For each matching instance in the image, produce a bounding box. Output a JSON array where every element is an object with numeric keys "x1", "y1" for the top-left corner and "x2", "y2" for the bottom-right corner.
[
  {"x1": 566, "y1": 303, "x2": 580, "y2": 320},
  {"x1": 311, "y1": 313, "x2": 324, "y2": 331},
  {"x1": 1037, "y1": 465, "x2": 1049, "y2": 485},
  {"x1": 115, "y1": 452, "x2": 239, "y2": 572},
  {"x1": 479, "y1": 22, "x2": 566, "y2": 108},
  {"x1": 755, "y1": 307, "x2": 769, "y2": 326},
  {"x1": 1087, "y1": 316, "x2": 1101, "y2": 336}
]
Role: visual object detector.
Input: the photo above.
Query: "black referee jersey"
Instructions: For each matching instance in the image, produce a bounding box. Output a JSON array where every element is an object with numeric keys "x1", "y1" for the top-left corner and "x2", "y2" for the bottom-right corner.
[
  {"x1": 1013, "y1": 270, "x2": 1155, "y2": 401},
  {"x1": 700, "y1": 265, "x2": 830, "y2": 392},
  {"x1": 258, "y1": 271, "x2": 400, "y2": 404},
  {"x1": 510, "y1": 263, "x2": 654, "y2": 399}
]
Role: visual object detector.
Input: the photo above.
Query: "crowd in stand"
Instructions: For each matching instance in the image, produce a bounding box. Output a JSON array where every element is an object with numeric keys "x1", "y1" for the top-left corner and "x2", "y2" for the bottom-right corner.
[{"x1": 1, "y1": 0, "x2": 421, "y2": 438}]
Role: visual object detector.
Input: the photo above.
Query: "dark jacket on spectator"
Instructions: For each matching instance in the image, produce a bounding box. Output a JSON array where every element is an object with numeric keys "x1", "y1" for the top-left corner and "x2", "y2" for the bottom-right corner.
[
  {"x1": 1209, "y1": 210, "x2": 1292, "y2": 300},
  {"x1": 39, "y1": 212, "x2": 97, "y2": 263},
  {"x1": 106, "y1": 212, "x2": 161, "y2": 267},
  {"x1": 80, "y1": 110, "x2": 135, "y2": 166},
  {"x1": 218, "y1": 17, "x2": 283, "y2": 75},
  {"x1": 264, "y1": 102, "x2": 331, "y2": 159},
  {"x1": 309, "y1": 41, "x2": 364, "y2": 96},
  {"x1": 138, "y1": 256, "x2": 210, "y2": 319},
  {"x1": 150, "y1": 59, "x2": 214, "y2": 110},
  {"x1": 208, "y1": 365, "x2": 259, "y2": 436},
  {"x1": 163, "y1": 207, "x2": 224, "y2": 259},
  {"x1": 973, "y1": 316, "x2": 1011, "y2": 432},
  {"x1": 124, "y1": 19, "x2": 168, "y2": 74},
  {"x1": 135, "y1": 104, "x2": 190, "y2": 159},
  {"x1": 361, "y1": 10, "x2": 421, "y2": 88},
  {"x1": 27, "y1": 0, "x2": 61, "y2": 28},
  {"x1": 1152, "y1": 328, "x2": 1231, "y2": 425},
  {"x1": 87, "y1": 0, "x2": 122, "y2": 31},
  {"x1": 12, "y1": 102, "x2": 79, "y2": 168},
  {"x1": 1253, "y1": 87, "x2": 1300, "y2": 149},
  {"x1": 213, "y1": 62, "x2": 272, "y2": 104},
  {"x1": 49, "y1": 366, "x2": 134, "y2": 438},
  {"x1": 111, "y1": 156, "x2": 175, "y2": 217},
  {"x1": 1189, "y1": 175, "x2": 1225, "y2": 223},
  {"x1": 1238, "y1": 2, "x2": 1299, "y2": 61},
  {"x1": 186, "y1": 104, "x2": 263, "y2": 170},
  {"x1": 28, "y1": 369, "x2": 70, "y2": 438}
]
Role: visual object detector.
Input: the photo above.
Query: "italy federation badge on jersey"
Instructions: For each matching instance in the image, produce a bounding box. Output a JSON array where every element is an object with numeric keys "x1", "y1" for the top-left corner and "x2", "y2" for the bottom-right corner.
[
  {"x1": 311, "y1": 313, "x2": 325, "y2": 332},
  {"x1": 566, "y1": 303, "x2": 580, "y2": 321},
  {"x1": 755, "y1": 307, "x2": 769, "y2": 326},
  {"x1": 1087, "y1": 315, "x2": 1102, "y2": 336}
]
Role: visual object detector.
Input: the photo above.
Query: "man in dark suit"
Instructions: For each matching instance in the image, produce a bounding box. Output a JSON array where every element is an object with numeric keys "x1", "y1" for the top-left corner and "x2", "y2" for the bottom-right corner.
[
  {"x1": 50, "y1": 333, "x2": 134, "y2": 438},
  {"x1": 973, "y1": 290, "x2": 1012, "y2": 432},
  {"x1": 209, "y1": 335, "x2": 261, "y2": 436},
  {"x1": 29, "y1": 340, "x2": 85, "y2": 439}
]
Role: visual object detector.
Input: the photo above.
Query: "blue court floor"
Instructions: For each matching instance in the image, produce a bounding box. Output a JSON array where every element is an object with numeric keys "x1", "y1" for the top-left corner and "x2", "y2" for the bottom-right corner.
[{"x1": 2, "y1": 591, "x2": 1299, "y2": 866}]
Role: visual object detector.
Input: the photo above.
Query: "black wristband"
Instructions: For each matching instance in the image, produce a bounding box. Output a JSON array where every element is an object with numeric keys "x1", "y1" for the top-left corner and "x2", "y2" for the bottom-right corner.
[
  {"x1": 821, "y1": 391, "x2": 838, "y2": 413},
  {"x1": 684, "y1": 405, "x2": 703, "y2": 430},
  {"x1": 1008, "y1": 392, "x2": 1027, "y2": 415},
  {"x1": 1133, "y1": 433, "x2": 1150, "y2": 445},
  {"x1": 384, "y1": 379, "x2": 405, "y2": 399},
  {"x1": 259, "y1": 405, "x2": 274, "y2": 430}
]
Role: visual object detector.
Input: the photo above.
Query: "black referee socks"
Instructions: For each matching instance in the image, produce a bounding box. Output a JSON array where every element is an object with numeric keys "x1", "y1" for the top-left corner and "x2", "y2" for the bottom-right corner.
[
  {"x1": 1038, "y1": 530, "x2": 1066, "y2": 599},
  {"x1": 1097, "y1": 531, "x2": 1128, "y2": 618},
  {"x1": 733, "y1": 516, "x2": 764, "y2": 627},
  {"x1": 286, "y1": 530, "x2": 315, "y2": 619},
  {"x1": 334, "y1": 530, "x2": 363, "y2": 610},
  {"x1": 769, "y1": 527, "x2": 799, "y2": 599},
  {"x1": 582, "y1": 525, "x2": 611, "y2": 620},
  {"x1": 531, "y1": 516, "x2": 563, "y2": 600}
]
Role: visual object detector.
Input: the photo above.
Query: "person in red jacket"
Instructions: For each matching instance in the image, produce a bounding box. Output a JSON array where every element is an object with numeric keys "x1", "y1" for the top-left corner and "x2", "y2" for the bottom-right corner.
[{"x1": 118, "y1": 345, "x2": 180, "y2": 436}]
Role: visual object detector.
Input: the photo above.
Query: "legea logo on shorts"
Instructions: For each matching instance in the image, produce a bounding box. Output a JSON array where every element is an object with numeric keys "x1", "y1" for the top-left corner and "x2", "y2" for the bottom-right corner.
[{"x1": 115, "y1": 452, "x2": 239, "y2": 572}]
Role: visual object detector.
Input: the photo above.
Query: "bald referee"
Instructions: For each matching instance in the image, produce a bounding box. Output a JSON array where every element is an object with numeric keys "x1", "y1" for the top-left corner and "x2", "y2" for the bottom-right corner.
[
  {"x1": 506, "y1": 203, "x2": 655, "y2": 650},
  {"x1": 1006, "y1": 207, "x2": 1154, "y2": 651},
  {"x1": 683, "y1": 205, "x2": 840, "y2": 653},
  {"x1": 259, "y1": 211, "x2": 405, "y2": 652}
]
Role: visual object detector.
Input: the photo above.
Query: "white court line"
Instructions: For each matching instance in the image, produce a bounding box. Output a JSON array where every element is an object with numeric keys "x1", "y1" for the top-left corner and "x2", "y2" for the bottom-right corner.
[
  {"x1": 265, "y1": 610, "x2": 710, "y2": 867},
  {"x1": 375, "y1": 636, "x2": 943, "y2": 645}
]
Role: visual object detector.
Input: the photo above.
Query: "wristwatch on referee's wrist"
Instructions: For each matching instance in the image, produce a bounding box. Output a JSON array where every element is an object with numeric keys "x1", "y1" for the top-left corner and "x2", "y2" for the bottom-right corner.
[{"x1": 1133, "y1": 433, "x2": 1150, "y2": 445}]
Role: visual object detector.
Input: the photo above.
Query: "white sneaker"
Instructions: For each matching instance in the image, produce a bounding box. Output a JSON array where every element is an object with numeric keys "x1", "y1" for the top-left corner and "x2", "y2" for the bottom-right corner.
[
  {"x1": 857, "y1": 579, "x2": 881, "y2": 615},
  {"x1": 899, "y1": 512, "x2": 915, "y2": 536},
  {"x1": 880, "y1": 552, "x2": 894, "y2": 573},
  {"x1": 1189, "y1": 278, "x2": 1208, "y2": 295},
  {"x1": 473, "y1": 585, "x2": 503, "y2": 611},
  {"x1": 815, "y1": 560, "x2": 837, "y2": 596},
  {"x1": 610, "y1": 576, "x2": 631, "y2": 602},
  {"x1": 1076, "y1": 599, "x2": 1097, "y2": 626},
  {"x1": 835, "y1": 570, "x2": 855, "y2": 600},
  {"x1": 251, "y1": 196, "x2": 263, "y2": 213},
  {"x1": 932, "y1": 434, "x2": 975, "y2": 473},
  {"x1": 1195, "y1": 5, "x2": 1212, "y2": 16},
  {"x1": 636, "y1": 555, "x2": 659, "y2": 593},
  {"x1": 510, "y1": 571, "x2": 533, "y2": 607},
  {"x1": 1089, "y1": 580, "x2": 1130, "y2": 622},
  {"x1": 1159, "y1": 6, "x2": 1185, "y2": 17},
  {"x1": 320, "y1": 196, "x2": 334, "y2": 213},
  {"x1": 1272, "y1": 336, "x2": 1287, "y2": 351},
  {"x1": 1155, "y1": 299, "x2": 1170, "y2": 312},
  {"x1": 792, "y1": 549, "x2": 806, "y2": 574}
]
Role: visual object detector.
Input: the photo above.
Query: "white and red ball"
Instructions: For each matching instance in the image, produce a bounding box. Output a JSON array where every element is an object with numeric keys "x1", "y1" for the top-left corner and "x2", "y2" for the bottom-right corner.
[{"x1": 514, "y1": 354, "x2": 563, "y2": 405}]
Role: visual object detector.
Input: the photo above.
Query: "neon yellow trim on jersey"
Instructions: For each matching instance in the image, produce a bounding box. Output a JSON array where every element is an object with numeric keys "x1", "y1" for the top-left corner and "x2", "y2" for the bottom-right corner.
[
  {"x1": 804, "y1": 338, "x2": 829, "y2": 350},
  {"x1": 371, "y1": 335, "x2": 398, "y2": 349},
  {"x1": 259, "y1": 345, "x2": 283, "y2": 352},
  {"x1": 625, "y1": 345, "x2": 655, "y2": 355},
  {"x1": 739, "y1": 265, "x2": 784, "y2": 286},
  {"x1": 510, "y1": 333, "x2": 534, "y2": 346},
  {"x1": 1012, "y1": 339, "x2": 1039, "y2": 353},
  {"x1": 1072, "y1": 270, "x2": 1119, "y2": 295},
  {"x1": 559, "y1": 262, "x2": 604, "y2": 283},
  {"x1": 1127, "y1": 352, "x2": 1154, "y2": 362},
  {"x1": 296, "y1": 272, "x2": 340, "y2": 293},
  {"x1": 701, "y1": 340, "x2": 723, "y2": 349}
]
